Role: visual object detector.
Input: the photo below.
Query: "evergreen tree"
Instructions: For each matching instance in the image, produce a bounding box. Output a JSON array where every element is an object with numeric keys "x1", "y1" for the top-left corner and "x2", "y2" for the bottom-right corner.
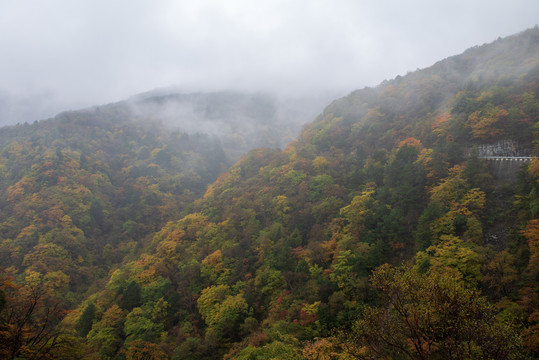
[{"x1": 121, "y1": 280, "x2": 142, "y2": 311}]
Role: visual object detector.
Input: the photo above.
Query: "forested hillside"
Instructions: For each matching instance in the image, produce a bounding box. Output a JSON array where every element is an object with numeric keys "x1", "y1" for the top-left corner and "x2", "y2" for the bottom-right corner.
[
  {"x1": 126, "y1": 90, "x2": 329, "y2": 161},
  {"x1": 0, "y1": 106, "x2": 232, "y2": 357},
  {"x1": 1, "y1": 28, "x2": 539, "y2": 359}
]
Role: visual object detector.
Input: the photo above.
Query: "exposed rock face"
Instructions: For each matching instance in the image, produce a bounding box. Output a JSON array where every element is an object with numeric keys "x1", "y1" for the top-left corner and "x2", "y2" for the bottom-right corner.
[
  {"x1": 477, "y1": 140, "x2": 530, "y2": 157},
  {"x1": 476, "y1": 140, "x2": 531, "y2": 182}
]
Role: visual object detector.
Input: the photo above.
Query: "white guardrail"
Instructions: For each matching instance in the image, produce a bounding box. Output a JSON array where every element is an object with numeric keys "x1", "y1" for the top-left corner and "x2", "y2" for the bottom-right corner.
[{"x1": 479, "y1": 156, "x2": 532, "y2": 161}]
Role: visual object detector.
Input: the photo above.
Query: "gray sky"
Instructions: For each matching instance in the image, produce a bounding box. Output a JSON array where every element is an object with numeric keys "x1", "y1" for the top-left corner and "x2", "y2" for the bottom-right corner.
[{"x1": 0, "y1": 0, "x2": 538, "y2": 125}]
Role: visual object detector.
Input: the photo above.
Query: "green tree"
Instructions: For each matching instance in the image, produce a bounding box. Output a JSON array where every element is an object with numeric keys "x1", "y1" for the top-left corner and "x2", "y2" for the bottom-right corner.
[
  {"x1": 197, "y1": 285, "x2": 249, "y2": 342},
  {"x1": 234, "y1": 336, "x2": 304, "y2": 360},
  {"x1": 77, "y1": 302, "x2": 97, "y2": 337},
  {"x1": 416, "y1": 235, "x2": 483, "y2": 286},
  {"x1": 86, "y1": 304, "x2": 125, "y2": 359},
  {"x1": 121, "y1": 280, "x2": 142, "y2": 311},
  {"x1": 124, "y1": 307, "x2": 164, "y2": 344}
]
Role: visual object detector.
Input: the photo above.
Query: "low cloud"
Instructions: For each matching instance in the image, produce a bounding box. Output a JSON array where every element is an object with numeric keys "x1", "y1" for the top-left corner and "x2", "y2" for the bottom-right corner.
[{"x1": 0, "y1": 0, "x2": 537, "y2": 125}]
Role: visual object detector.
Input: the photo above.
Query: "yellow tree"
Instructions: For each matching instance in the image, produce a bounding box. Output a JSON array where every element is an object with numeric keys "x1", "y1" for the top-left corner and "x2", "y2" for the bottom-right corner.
[
  {"x1": 344, "y1": 264, "x2": 524, "y2": 360},
  {"x1": 197, "y1": 285, "x2": 249, "y2": 342}
]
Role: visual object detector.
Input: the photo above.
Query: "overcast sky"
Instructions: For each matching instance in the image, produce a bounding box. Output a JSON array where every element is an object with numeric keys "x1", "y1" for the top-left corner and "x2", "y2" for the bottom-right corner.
[{"x1": 0, "y1": 0, "x2": 538, "y2": 125}]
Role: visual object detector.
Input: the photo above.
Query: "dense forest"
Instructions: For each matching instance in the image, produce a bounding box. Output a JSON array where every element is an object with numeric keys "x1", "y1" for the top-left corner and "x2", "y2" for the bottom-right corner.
[{"x1": 1, "y1": 27, "x2": 538, "y2": 359}]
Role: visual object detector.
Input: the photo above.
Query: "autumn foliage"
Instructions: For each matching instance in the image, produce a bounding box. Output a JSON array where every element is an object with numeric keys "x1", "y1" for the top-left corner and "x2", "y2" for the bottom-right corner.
[{"x1": 0, "y1": 27, "x2": 538, "y2": 359}]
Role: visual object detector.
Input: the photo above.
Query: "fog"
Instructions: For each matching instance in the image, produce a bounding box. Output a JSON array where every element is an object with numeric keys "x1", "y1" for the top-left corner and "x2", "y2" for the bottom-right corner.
[
  {"x1": 0, "y1": 0, "x2": 537, "y2": 126},
  {"x1": 116, "y1": 89, "x2": 337, "y2": 161}
]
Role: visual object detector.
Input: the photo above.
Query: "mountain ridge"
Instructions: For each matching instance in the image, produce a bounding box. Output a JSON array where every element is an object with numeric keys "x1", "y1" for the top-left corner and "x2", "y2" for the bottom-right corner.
[{"x1": 1, "y1": 27, "x2": 538, "y2": 359}]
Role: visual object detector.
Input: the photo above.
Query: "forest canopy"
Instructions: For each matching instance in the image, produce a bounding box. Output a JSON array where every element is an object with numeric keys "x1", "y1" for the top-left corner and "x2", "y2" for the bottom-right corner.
[{"x1": 1, "y1": 27, "x2": 538, "y2": 359}]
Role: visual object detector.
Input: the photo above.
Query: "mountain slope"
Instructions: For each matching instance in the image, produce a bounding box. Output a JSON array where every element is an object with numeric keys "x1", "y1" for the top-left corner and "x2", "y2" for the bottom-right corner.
[
  {"x1": 60, "y1": 28, "x2": 539, "y2": 359},
  {"x1": 126, "y1": 90, "x2": 330, "y2": 161},
  {"x1": 0, "y1": 89, "x2": 332, "y2": 359},
  {"x1": 2, "y1": 28, "x2": 539, "y2": 359},
  {"x1": 0, "y1": 110, "x2": 228, "y2": 290},
  {"x1": 0, "y1": 89, "x2": 327, "y2": 297}
]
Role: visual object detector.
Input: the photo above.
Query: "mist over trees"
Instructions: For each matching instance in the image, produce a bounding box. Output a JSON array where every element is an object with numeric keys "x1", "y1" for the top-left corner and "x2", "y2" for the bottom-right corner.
[{"x1": 0, "y1": 27, "x2": 538, "y2": 359}]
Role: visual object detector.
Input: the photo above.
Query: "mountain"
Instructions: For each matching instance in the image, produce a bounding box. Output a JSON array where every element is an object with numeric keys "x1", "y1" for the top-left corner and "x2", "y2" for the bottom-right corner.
[
  {"x1": 1, "y1": 28, "x2": 539, "y2": 359},
  {"x1": 0, "y1": 89, "x2": 333, "y2": 359},
  {"x1": 0, "y1": 89, "x2": 327, "y2": 300},
  {"x1": 125, "y1": 90, "x2": 333, "y2": 161},
  {"x1": 0, "y1": 110, "x2": 228, "y2": 285},
  {"x1": 0, "y1": 90, "x2": 333, "y2": 162}
]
